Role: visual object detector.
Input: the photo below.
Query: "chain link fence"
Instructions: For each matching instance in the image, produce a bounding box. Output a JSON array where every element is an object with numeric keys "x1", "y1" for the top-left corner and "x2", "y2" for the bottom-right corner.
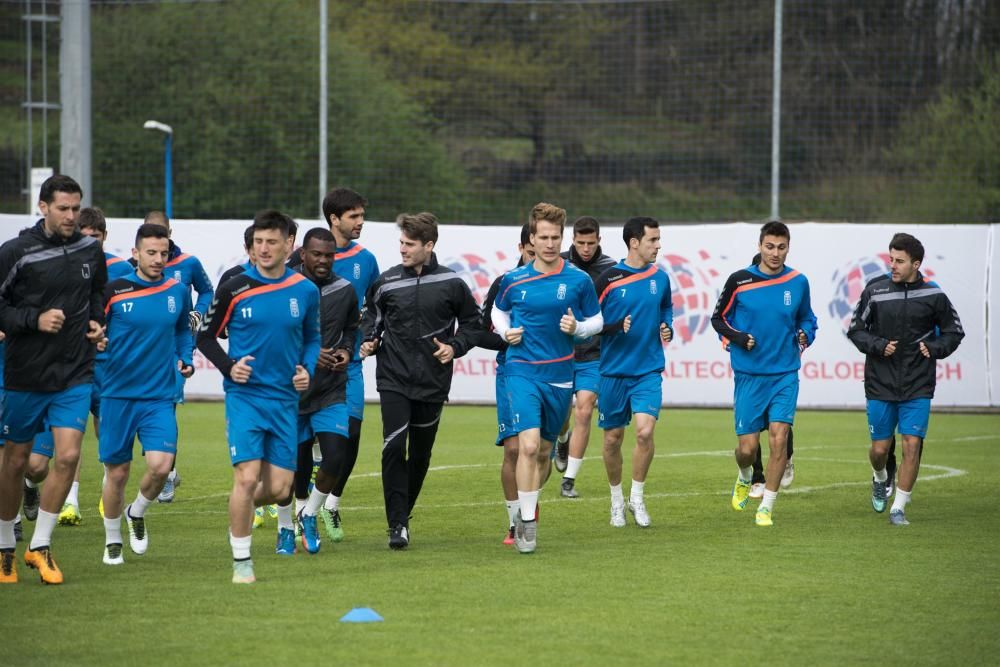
[{"x1": 3, "y1": 0, "x2": 997, "y2": 223}]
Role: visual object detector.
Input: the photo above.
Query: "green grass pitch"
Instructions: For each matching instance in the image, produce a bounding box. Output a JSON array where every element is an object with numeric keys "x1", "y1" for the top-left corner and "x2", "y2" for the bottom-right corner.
[{"x1": 3, "y1": 404, "x2": 999, "y2": 665}]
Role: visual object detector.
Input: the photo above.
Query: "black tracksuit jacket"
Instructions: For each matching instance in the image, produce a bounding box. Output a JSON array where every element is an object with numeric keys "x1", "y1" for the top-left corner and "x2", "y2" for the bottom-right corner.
[
  {"x1": 0, "y1": 220, "x2": 107, "y2": 391},
  {"x1": 361, "y1": 253, "x2": 481, "y2": 403},
  {"x1": 846, "y1": 273, "x2": 964, "y2": 401},
  {"x1": 298, "y1": 272, "x2": 359, "y2": 415}
]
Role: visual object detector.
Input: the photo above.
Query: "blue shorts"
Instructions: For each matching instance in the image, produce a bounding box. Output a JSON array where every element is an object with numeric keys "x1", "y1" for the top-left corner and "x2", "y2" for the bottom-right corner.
[
  {"x1": 1, "y1": 384, "x2": 91, "y2": 444},
  {"x1": 226, "y1": 393, "x2": 298, "y2": 470},
  {"x1": 31, "y1": 420, "x2": 55, "y2": 458},
  {"x1": 297, "y1": 402, "x2": 350, "y2": 443},
  {"x1": 573, "y1": 360, "x2": 600, "y2": 395},
  {"x1": 867, "y1": 398, "x2": 931, "y2": 441},
  {"x1": 506, "y1": 374, "x2": 573, "y2": 444},
  {"x1": 345, "y1": 360, "x2": 364, "y2": 421},
  {"x1": 733, "y1": 371, "x2": 798, "y2": 436},
  {"x1": 495, "y1": 366, "x2": 515, "y2": 446},
  {"x1": 598, "y1": 372, "x2": 662, "y2": 430},
  {"x1": 99, "y1": 398, "x2": 177, "y2": 465}
]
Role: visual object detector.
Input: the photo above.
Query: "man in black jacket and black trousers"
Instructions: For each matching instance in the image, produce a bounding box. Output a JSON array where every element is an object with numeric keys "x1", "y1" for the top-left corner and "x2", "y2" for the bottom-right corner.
[
  {"x1": 848, "y1": 232, "x2": 964, "y2": 526},
  {"x1": 360, "y1": 212, "x2": 481, "y2": 549},
  {"x1": 0, "y1": 175, "x2": 107, "y2": 584}
]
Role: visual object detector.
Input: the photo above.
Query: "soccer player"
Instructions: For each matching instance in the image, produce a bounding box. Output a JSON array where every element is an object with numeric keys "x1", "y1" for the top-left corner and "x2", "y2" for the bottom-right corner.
[
  {"x1": 479, "y1": 224, "x2": 541, "y2": 544},
  {"x1": 48, "y1": 207, "x2": 134, "y2": 525},
  {"x1": 316, "y1": 187, "x2": 379, "y2": 542},
  {"x1": 593, "y1": 217, "x2": 673, "y2": 528},
  {"x1": 288, "y1": 228, "x2": 357, "y2": 554},
  {"x1": 98, "y1": 224, "x2": 194, "y2": 565},
  {"x1": 0, "y1": 333, "x2": 25, "y2": 544},
  {"x1": 0, "y1": 175, "x2": 107, "y2": 584},
  {"x1": 360, "y1": 212, "x2": 480, "y2": 550},
  {"x1": 847, "y1": 233, "x2": 963, "y2": 525},
  {"x1": 491, "y1": 202, "x2": 602, "y2": 553},
  {"x1": 197, "y1": 210, "x2": 319, "y2": 583},
  {"x1": 555, "y1": 216, "x2": 616, "y2": 499},
  {"x1": 710, "y1": 221, "x2": 817, "y2": 527},
  {"x1": 141, "y1": 210, "x2": 214, "y2": 502}
]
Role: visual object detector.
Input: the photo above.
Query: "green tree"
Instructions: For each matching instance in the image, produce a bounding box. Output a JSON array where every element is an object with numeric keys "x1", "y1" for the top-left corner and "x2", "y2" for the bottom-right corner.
[
  {"x1": 887, "y1": 56, "x2": 1000, "y2": 222},
  {"x1": 90, "y1": 0, "x2": 464, "y2": 219}
]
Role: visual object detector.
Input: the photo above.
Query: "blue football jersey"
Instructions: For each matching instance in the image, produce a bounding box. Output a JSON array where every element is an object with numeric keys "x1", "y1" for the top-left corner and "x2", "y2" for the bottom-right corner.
[
  {"x1": 102, "y1": 276, "x2": 193, "y2": 400},
  {"x1": 198, "y1": 266, "x2": 321, "y2": 400},
  {"x1": 333, "y1": 241, "x2": 380, "y2": 361},
  {"x1": 495, "y1": 259, "x2": 600, "y2": 383},
  {"x1": 164, "y1": 250, "x2": 214, "y2": 316},
  {"x1": 711, "y1": 264, "x2": 818, "y2": 375},
  {"x1": 596, "y1": 261, "x2": 673, "y2": 377}
]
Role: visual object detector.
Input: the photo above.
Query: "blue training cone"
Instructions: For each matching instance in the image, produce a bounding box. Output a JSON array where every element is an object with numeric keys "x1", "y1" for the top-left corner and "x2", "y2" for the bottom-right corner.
[{"x1": 340, "y1": 607, "x2": 384, "y2": 623}]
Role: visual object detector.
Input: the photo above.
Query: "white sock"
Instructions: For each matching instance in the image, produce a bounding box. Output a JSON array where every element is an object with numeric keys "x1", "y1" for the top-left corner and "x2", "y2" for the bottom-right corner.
[
  {"x1": 873, "y1": 467, "x2": 888, "y2": 482},
  {"x1": 167, "y1": 469, "x2": 177, "y2": 482},
  {"x1": 505, "y1": 500, "x2": 520, "y2": 528},
  {"x1": 29, "y1": 509, "x2": 58, "y2": 550},
  {"x1": 104, "y1": 516, "x2": 123, "y2": 545},
  {"x1": 324, "y1": 494, "x2": 340, "y2": 511},
  {"x1": 230, "y1": 532, "x2": 252, "y2": 560},
  {"x1": 891, "y1": 488, "x2": 911, "y2": 513},
  {"x1": 761, "y1": 489, "x2": 778, "y2": 511},
  {"x1": 565, "y1": 457, "x2": 584, "y2": 480},
  {"x1": 130, "y1": 491, "x2": 155, "y2": 518},
  {"x1": 739, "y1": 465, "x2": 753, "y2": 483},
  {"x1": 15, "y1": 511, "x2": 22, "y2": 523},
  {"x1": 630, "y1": 479, "x2": 645, "y2": 504},
  {"x1": 0, "y1": 519, "x2": 15, "y2": 550},
  {"x1": 294, "y1": 497, "x2": 307, "y2": 516},
  {"x1": 518, "y1": 490, "x2": 539, "y2": 522},
  {"x1": 66, "y1": 481, "x2": 80, "y2": 508},
  {"x1": 24, "y1": 479, "x2": 37, "y2": 490},
  {"x1": 304, "y1": 488, "x2": 328, "y2": 517},
  {"x1": 610, "y1": 483, "x2": 624, "y2": 505},
  {"x1": 276, "y1": 502, "x2": 294, "y2": 531}
]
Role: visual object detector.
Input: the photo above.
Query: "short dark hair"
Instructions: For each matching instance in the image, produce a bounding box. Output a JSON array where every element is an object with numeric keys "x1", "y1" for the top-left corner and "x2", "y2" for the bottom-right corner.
[
  {"x1": 759, "y1": 220, "x2": 789, "y2": 243},
  {"x1": 397, "y1": 212, "x2": 438, "y2": 244},
  {"x1": 889, "y1": 232, "x2": 924, "y2": 264},
  {"x1": 303, "y1": 227, "x2": 336, "y2": 247},
  {"x1": 519, "y1": 223, "x2": 531, "y2": 247},
  {"x1": 288, "y1": 218, "x2": 299, "y2": 240},
  {"x1": 322, "y1": 187, "x2": 368, "y2": 223},
  {"x1": 623, "y1": 216, "x2": 659, "y2": 246},
  {"x1": 78, "y1": 207, "x2": 107, "y2": 235},
  {"x1": 39, "y1": 174, "x2": 82, "y2": 204},
  {"x1": 252, "y1": 209, "x2": 295, "y2": 238},
  {"x1": 573, "y1": 216, "x2": 600, "y2": 237},
  {"x1": 144, "y1": 210, "x2": 170, "y2": 228},
  {"x1": 135, "y1": 222, "x2": 170, "y2": 247},
  {"x1": 242, "y1": 224, "x2": 254, "y2": 250}
]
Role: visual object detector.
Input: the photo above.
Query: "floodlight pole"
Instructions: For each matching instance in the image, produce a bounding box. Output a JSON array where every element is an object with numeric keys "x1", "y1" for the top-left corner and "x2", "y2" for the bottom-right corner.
[
  {"x1": 319, "y1": 0, "x2": 328, "y2": 217},
  {"x1": 770, "y1": 0, "x2": 783, "y2": 221},
  {"x1": 144, "y1": 120, "x2": 174, "y2": 218}
]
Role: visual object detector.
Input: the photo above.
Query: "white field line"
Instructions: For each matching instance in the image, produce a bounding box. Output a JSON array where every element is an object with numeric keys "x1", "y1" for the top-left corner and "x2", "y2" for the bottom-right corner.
[{"x1": 161, "y1": 449, "x2": 968, "y2": 515}]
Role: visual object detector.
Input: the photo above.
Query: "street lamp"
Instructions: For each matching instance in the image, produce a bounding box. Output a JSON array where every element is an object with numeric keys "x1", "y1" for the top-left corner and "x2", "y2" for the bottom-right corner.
[{"x1": 143, "y1": 120, "x2": 173, "y2": 218}]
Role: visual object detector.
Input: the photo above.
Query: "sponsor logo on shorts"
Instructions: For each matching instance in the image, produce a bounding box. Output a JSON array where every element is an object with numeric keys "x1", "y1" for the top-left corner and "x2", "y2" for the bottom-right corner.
[{"x1": 289, "y1": 298, "x2": 300, "y2": 318}]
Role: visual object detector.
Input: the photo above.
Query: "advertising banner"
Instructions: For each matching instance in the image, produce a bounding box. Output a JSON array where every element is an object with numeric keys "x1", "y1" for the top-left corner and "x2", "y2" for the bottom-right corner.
[{"x1": 1, "y1": 215, "x2": 994, "y2": 407}]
